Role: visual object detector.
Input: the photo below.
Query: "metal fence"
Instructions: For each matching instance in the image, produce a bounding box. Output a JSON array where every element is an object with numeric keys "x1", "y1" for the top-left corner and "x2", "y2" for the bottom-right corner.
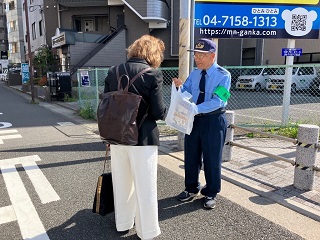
[{"x1": 77, "y1": 64, "x2": 320, "y2": 128}]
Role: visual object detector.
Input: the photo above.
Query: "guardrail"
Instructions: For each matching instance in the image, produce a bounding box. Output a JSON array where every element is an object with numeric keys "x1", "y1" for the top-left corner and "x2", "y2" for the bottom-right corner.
[{"x1": 223, "y1": 111, "x2": 320, "y2": 191}]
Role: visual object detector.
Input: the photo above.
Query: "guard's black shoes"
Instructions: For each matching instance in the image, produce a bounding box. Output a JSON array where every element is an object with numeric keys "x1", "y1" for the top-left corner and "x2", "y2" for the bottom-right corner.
[
  {"x1": 203, "y1": 196, "x2": 216, "y2": 209},
  {"x1": 177, "y1": 190, "x2": 199, "y2": 202}
]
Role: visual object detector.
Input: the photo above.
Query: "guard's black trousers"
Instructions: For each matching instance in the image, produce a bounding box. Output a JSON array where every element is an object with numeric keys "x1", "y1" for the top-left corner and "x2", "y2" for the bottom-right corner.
[{"x1": 184, "y1": 112, "x2": 227, "y2": 198}]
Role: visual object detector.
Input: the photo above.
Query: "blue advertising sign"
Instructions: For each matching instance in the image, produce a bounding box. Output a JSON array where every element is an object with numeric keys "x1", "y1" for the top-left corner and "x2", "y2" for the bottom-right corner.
[
  {"x1": 22, "y1": 72, "x2": 29, "y2": 84},
  {"x1": 21, "y1": 63, "x2": 29, "y2": 73},
  {"x1": 194, "y1": 3, "x2": 320, "y2": 39},
  {"x1": 282, "y1": 48, "x2": 302, "y2": 56}
]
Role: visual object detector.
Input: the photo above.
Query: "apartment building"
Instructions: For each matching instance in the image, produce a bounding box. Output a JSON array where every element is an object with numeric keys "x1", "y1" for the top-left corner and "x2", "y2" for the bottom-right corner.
[
  {"x1": 8, "y1": 0, "x2": 320, "y2": 78},
  {"x1": 5, "y1": 0, "x2": 24, "y2": 66},
  {"x1": 0, "y1": 0, "x2": 8, "y2": 72}
]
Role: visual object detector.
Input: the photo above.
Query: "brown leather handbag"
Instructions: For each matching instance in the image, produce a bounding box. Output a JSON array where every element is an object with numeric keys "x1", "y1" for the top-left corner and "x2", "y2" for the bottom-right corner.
[{"x1": 97, "y1": 66, "x2": 151, "y2": 145}]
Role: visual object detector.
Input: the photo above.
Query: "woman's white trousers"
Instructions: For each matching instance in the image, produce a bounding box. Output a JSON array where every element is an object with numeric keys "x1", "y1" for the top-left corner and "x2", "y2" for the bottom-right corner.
[{"x1": 110, "y1": 145, "x2": 161, "y2": 240}]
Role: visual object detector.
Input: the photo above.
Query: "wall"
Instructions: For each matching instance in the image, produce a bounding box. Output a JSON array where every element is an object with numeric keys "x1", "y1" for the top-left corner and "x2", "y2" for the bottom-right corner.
[
  {"x1": 69, "y1": 42, "x2": 99, "y2": 66},
  {"x1": 218, "y1": 39, "x2": 242, "y2": 66},
  {"x1": 83, "y1": 30, "x2": 126, "y2": 67},
  {"x1": 59, "y1": 6, "x2": 109, "y2": 30},
  {"x1": 43, "y1": 0, "x2": 59, "y2": 48}
]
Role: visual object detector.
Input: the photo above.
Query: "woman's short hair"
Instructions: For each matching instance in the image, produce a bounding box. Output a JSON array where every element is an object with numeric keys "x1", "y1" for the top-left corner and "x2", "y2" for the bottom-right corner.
[{"x1": 127, "y1": 35, "x2": 165, "y2": 68}]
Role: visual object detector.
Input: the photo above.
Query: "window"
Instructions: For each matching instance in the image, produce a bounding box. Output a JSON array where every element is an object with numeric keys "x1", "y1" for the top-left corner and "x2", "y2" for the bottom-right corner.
[
  {"x1": 7, "y1": 20, "x2": 16, "y2": 32},
  {"x1": 8, "y1": 1, "x2": 15, "y2": 10},
  {"x1": 74, "y1": 19, "x2": 81, "y2": 32},
  {"x1": 11, "y1": 21, "x2": 16, "y2": 31},
  {"x1": 39, "y1": 20, "x2": 43, "y2": 36},
  {"x1": 85, "y1": 20, "x2": 94, "y2": 32},
  {"x1": 73, "y1": 16, "x2": 108, "y2": 32},
  {"x1": 9, "y1": 42, "x2": 18, "y2": 53},
  {"x1": 32, "y1": 22, "x2": 36, "y2": 40},
  {"x1": 242, "y1": 48, "x2": 255, "y2": 66}
]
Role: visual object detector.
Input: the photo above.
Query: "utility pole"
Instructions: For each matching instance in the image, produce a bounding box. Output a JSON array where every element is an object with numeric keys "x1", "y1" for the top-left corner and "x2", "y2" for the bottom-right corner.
[
  {"x1": 177, "y1": 0, "x2": 192, "y2": 150},
  {"x1": 24, "y1": 0, "x2": 35, "y2": 103}
]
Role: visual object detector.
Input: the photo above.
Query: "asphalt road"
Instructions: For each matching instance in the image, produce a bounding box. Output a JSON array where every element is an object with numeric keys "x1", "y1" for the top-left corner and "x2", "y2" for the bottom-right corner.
[{"x1": 0, "y1": 83, "x2": 313, "y2": 239}]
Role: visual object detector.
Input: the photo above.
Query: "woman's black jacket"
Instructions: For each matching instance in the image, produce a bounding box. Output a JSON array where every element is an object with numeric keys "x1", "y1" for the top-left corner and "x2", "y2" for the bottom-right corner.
[{"x1": 104, "y1": 58, "x2": 167, "y2": 146}]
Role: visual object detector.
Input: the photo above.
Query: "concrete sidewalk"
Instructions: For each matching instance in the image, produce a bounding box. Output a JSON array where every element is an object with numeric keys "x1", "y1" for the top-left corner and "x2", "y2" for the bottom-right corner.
[
  {"x1": 159, "y1": 135, "x2": 320, "y2": 222},
  {"x1": 7, "y1": 83, "x2": 320, "y2": 222}
]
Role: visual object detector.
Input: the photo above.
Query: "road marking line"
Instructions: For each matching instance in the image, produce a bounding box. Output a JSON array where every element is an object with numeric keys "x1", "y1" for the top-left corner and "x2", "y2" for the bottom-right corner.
[
  {"x1": 22, "y1": 162, "x2": 60, "y2": 204},
  {"x1": 0, "y1": 155, "x2": 41, "y2": 167},
  {"x1": 57, "y1": 122, "x2": 75, "y2": 126},
  {"x1": 0, "y1": 155, "x2": 60, "y2": 204},
  {"x1": 0, "y1": 122, "x2": 12, "y2": 128},
  {"x1": 0, "y1": 134, "x2": 22, "y2": 144},
  {"x1": 1, "y1": 165, "x2": 50, "y2": 239},
  {"x1": 0, "y1": 205, "x2": 17, "y2": 224},
  {"x1": 0, "y1": 129, "x2": 18, "y2": 134}
]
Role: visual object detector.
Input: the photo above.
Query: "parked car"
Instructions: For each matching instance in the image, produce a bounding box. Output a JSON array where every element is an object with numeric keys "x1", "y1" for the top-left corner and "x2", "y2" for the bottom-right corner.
[
  {"x1": 228, "y1": 68, "x2": 241, "y2": 90},
  {"x1": 235, "y1": 67, "x2": 268, "y2": 91},
  {"x1": 265, "y1": 67, "x2": 293, "y2": 92},
  {"x1": 309, "y1": 76, "x2": 320, "y2": 96},
  {"x1": 266, "y1": 66, "x2": 317, "y2": 94}
]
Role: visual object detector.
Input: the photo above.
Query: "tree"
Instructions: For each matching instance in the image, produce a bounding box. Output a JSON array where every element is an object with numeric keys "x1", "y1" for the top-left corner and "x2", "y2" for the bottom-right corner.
[{"x1": 32, "y1": 46, "x2": 55, "y2": 77}]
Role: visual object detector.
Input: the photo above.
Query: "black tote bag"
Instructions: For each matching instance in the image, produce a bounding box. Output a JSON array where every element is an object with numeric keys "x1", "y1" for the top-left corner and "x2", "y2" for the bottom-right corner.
[
  {"x1": 92, "y1": 146, "x2": 114, "y2": 216},
  {"x1": 92, "y1": 172, "x2": 114, "y2": 216}
]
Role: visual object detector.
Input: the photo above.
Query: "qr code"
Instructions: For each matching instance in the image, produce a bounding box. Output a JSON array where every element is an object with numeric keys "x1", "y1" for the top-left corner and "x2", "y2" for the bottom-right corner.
[{"x1": 291, "y1": 14, "x2": 307, "y2": 31}]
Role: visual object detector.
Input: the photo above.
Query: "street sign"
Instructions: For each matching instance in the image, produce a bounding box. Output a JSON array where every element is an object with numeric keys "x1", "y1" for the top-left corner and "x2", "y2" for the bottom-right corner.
[
  {"x1": 1, "y1": 51, "x2": 8, "y2": 59},
  {"x1": 22, "y1": 72, "x2": 30, "y2": 84},
  {"x1": 21, "y1": 63, "x2": 29, "y2": 73},
  {"x1": 282, "y1": 48, "x2": 302, "y2": 56},
  {"x1": 80, "y1": 71, "x2": 90, "y2": 87}
]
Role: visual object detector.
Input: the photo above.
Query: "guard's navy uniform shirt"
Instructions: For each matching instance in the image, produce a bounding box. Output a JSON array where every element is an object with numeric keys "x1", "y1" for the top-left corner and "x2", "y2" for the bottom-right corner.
[
  {"x1": 179, "y1": 61, "x2": 231, "y2": 199},
  {"x1": 180, "y1": 62, "x2": 231, "y2": 113}
]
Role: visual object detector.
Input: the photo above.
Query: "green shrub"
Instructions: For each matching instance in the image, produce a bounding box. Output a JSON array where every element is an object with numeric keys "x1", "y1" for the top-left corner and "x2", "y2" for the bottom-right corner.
[
  {"x1": 79, "y1": 103, "x2": 95, "y2": 119},
  {"x1": 64, "y1": 94, "x2": 78, "y2": 102}
]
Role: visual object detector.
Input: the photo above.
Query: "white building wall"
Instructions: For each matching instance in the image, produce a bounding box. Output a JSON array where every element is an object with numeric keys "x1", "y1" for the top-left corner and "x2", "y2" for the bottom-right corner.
[
  {"x1": 5, "y1": 0, "x2": 25, "y2": 65},
  {"x1": 28, "y1": 0, "x2": 46, "y2": 52}
]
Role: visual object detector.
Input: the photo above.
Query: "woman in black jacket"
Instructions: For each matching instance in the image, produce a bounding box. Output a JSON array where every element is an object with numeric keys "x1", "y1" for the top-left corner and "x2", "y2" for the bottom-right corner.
[{"x1": 104, "y1": 34, "x2": 167, "y2": 240}]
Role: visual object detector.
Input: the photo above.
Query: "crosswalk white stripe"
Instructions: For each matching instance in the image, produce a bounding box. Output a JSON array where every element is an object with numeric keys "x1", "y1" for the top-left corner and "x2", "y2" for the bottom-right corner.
[
  {"x1": 22, "y1": 162, "x2": 60, "y2": 204},
  {"x1": 0, "y1": 155, "x2": 41, "y2": 167},
  {"x1": 0, "y1": 205, "x2": 17, "y2": 224},
  {"x1": 0, "y1": 129, "x2": 18, "y2": 135},
  {"x1": 0, "y1": 135, "x2": 21, "y2": 140},
  {"x1": 0, "y1": 155, "x2": 60, "y2": 204},
  {"x1": 1, "y1": 165, "x2": 50, "y2": 240},
  {"x1": 0, "y1": 134, "x2": 22, "y2": 144}
]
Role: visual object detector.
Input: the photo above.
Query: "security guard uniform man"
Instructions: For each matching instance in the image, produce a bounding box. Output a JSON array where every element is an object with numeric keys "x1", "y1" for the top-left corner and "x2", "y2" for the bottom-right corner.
[{"x1": 173, "y1": 38, "x2": 231, "y2": 209}]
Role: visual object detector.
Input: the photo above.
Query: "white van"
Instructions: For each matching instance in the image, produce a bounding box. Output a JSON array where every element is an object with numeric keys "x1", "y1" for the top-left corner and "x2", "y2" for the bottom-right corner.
[
  {"x1": 266, "y1": 66, "x2": 317, "y2": 93},
  {"x1": 235, "y1": 68, "x2": 268, "y2": 91}
]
